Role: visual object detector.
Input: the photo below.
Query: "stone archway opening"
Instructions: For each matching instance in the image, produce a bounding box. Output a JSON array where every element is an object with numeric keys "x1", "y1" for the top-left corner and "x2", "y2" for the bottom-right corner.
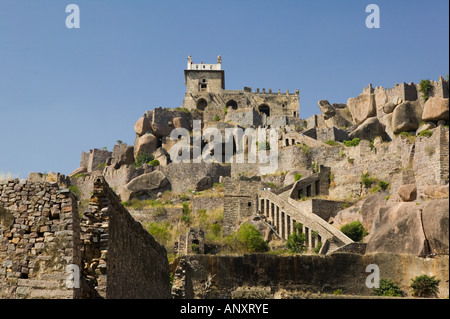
[
  {"x1": 197, "y1": 98, "x2": 208, "y2": 111},
  {"x1": 258, "y1": 104, "x2": 270, "y2": 117},
  {"x1": 226, "y1": 100, "x2": 238, "y2": 110}
]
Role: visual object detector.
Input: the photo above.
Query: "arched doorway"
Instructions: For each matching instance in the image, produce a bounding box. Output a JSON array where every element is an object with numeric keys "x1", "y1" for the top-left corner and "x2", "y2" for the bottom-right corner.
[
  {"x1": 258, "y1": 104, "x2": 270, "y2": 117},
  {"x1": 226, "y1": 100, "x2": 238, "y2": 110},
  {"x1": 197, "y1": 98, "x2": 208, "y2": 111}
]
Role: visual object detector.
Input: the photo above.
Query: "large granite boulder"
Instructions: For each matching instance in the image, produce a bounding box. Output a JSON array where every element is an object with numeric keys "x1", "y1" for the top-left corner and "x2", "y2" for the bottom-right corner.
[
  {"x1": 173, "y1": 116, "x2": 190, "y2": 130},
  {"x1": 112, "y1": 143, "x2": 135, "y2": 168},
  {"x1": 359, "y1": 191, "x2": 389, "y2": 233},
  {"x1": 195, "y1": 176, "x2": 213, "y2": 191},
  {"x1": 319, "y1": 100, "x2": 353, "y2": 128},
  {"x1": 318, "y1": 100, "x2": 336, "y2": 119},
  {"x1": 154, "y1": 147, "x2": 170, "y2": 166},
  {"x1": 134, "y1": 115, "x2": 152, "y2": 136},
  {"x1": 422, "y1": 97, "x2": 449, "y2": 122},
  {"x1": 347, "y1": 92, "x2": 376, "y2": 125},
  {"x1": 397, "y1": 184, "x2": 417, "y2": 202},
  {"x1": 391, "y1": 100, "x2": 423, "y2": 134},
  {"x1": 121, "y1": 170, "x2": 169, "y2": 201},
  {"x1": 383, "y1": 101, "x2": 397, "y2": 114},
  {"x1": 134, "y1": 133, "x2": 158, "y2": 159},
  {"x1": 421, "y1": 199, "x2": 450, "y2": 255},
  {"x1": 366, "y1": 200, "x2": 449, "y2": 256},
  {"x1": 348, "y1": 117, "x2": 385, "y2": 141}
]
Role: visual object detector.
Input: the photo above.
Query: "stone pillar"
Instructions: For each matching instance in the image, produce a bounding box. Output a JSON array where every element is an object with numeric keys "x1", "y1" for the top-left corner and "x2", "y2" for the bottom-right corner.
[
  {"x1": 308, "y1": 228, "x2": 313, "y2": 249},
  {"x1": 286, "y1": 215, "x2": 291, "y2": 238},
  {"x1": 276, "y1": 206, "x2": 280, "y2": 231}
]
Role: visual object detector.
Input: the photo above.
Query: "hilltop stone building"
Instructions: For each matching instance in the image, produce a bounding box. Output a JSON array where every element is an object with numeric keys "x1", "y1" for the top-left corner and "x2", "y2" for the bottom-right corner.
[{"x1": 182, "y1": 55, "x2": 300, "y2": 126}]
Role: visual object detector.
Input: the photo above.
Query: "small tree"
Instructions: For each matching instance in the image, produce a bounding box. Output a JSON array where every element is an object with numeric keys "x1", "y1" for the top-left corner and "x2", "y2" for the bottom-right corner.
[
  {"x1": 340, "y1": 221, "x2": 368, "y2": 242},
  {"x1": 419, "y1": 79, "x2": 432, "y2": 102},
  {"x1": 411, "y1": 275, "x2": 440, "y2": 298},
  {"x1": 134, "y1": 152, "x2": 154, "y2": 168},
  {"x1": 149, "y1": 159, "x2": 160, "y2": 166},
  {"x1": 286, "y1": 222, "x2": 306, "y2": 253},
  {"x1": 236, "y1": 223, "x2": 269, "y2": 253},
  {"x1": 374, "y1": 279, "x2": 404, "y2": 297}
]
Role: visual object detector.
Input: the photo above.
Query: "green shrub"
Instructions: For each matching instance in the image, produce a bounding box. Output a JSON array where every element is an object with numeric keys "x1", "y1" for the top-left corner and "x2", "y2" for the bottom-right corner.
[
  {"x1": 223, "y1": 106, "x2": 228, "y2": 115},
  {"x1": 286, "y1": 223, "x2": 306, "y2": 253},
  {"x1": 301, "y1": 143, "x2": 310, "y2": 154},
  {"x1": 369, "y1": 138, "x2": 375, "y2": 151},
  {"x1": 374, "y1": 279, "x2": 404, "y2": 297},
  {"x1": 134, "y1": 152, "x2": 154, "y2": 168},
  {"x1": 333, "y1": 289, "x2": 343, "y2": 295},
  {"x1": 181, "y1": 202, "x2": 192, "y2": 225},
  {"x1": 146, "y1": 222, "x2": 171, "y2": 245},
  {"x1": 343, "y1": 138, "x2": 360, "y2": 147},
  {"x1": 68, "y1": 185, "x2": 81, "y2": 197},
  {"x1": 418, "y1": 130, "x2": 433, "y2": 138},
  {"x1": 211, "y1": 222, "x2": 222, "y2": 238},
  {"x1": 235, "y1": 223, "x2": 269, "y2": 253},
  {"x1": 340, "y1": 221, "x2": 368, "y2": 242},
  {"x1": 411, "y1": 275, "x2": 440, "y2": 297},
  {"x1": 256, "y1": 141, "x2": 270, "y2": 151},
  {"x1": 325, "y1": 140, "x2": 339, "y2": 146},
  {"x1": 377, "y1": 180, "x2": 390, "y2": 191},
  {"x1": 399, "y1": 131, "x2": 411, "y2": 138},
  {"x1": 419, "y1": 79, "x2": 432, "y2": 102},
  {"x1": 294, "y1": 173, "x2": 303, "y2": 182},
  {"x1": 149, "y1": 159, "x2": 160, "y2": 166},
  {"x1": 214, "y1": 114, "x2": 220, "y2": 122},
  {"x1": 190, "y1": 243, "x2": 201, "y2": 254},
  {"x1": 314, "y1": 241, "x2": 322, "y2": 254},
  {"x1": 181, "y1": 214, "x2": 192, "y2": 225},
  {"x1": 173, "y1": 107, "x2": 191, "y2": 114},
  {"x1": 312, "y1": 161, "x2": 320, "y2": 173},
  {"x1": 180, "y1": 194, "x2": 190, "y2": 202},
  {"x1": 361, "y1": 172, "x2": 376, "y2": 188},
  {"x1": 182, "y1": 202, "x2": 190, "y2": 215}
]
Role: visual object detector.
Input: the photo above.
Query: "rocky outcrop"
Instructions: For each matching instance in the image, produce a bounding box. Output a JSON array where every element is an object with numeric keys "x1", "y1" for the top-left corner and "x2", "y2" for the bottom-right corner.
[
  {"x1": 422, "y1": 97, "x2": 449, "y2": 122},
  {"x1": 112, "y1": 143, "x2": 134, "y2": 168},
  {"x1": 421, "y1": 199, "x2": 450, "y2": 255},
  {"x1": 347, "y1": 91, "x2": 376, "y2": 125},
  {"x1": 391, "y1": 100, "x2": 423, "y2": 134},
  {"x1": 121, "y1": 170, "x2": 169, "y2": 201},
  {"x1": 134, "y1": 133, "x2": 158, "y2": 158},
  {"x1": 348, "y1": 117, "x2": 385, "y2": 141},
  {"x1": 134, "y1": 115, "x2": 152, "y2": 136},
  {"x1": 318, "y1": 100, "x2": 353, "y2": 128},
  {"x1": 366, "y1": 199, "x2": 449, "y2": 256},
  {"x1": 397, "y1": 183, "x2": 417, "y2": 202}
]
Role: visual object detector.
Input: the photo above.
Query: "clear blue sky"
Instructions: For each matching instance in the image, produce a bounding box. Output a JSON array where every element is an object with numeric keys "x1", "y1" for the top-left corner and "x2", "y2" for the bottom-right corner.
[{"x1": 0, "y1": 0, "x2": 448, "y2": 179}]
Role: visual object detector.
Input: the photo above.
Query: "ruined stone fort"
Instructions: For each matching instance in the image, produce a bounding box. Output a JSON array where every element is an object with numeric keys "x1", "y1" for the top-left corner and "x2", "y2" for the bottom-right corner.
[{"x1": 1, "y1": 56, "x2": 449, "y2": 299}]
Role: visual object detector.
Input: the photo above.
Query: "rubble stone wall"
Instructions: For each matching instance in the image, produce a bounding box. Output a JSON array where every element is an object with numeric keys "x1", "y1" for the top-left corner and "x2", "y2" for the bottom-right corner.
[
  {"x1": 0, "y1": 179, "x2": 80, "y2": 299},
  {"x1": 175, "y1": 253, "x2": 449, "y2": 298}
]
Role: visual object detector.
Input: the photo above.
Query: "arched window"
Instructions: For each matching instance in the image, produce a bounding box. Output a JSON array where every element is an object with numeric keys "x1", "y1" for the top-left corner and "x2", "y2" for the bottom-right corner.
[
  {"x1": 258, "y1": 104, "x2": 270, "y2": 117},
  {"x1": 199, "y1": 78, "x2": 208, "y2": 91},
  {"x1": 226, "y1": 100, "x2": 238, "y2": 110},
  {"x1": 197, "y1": 98, "x2": 208, "y2": 111}
]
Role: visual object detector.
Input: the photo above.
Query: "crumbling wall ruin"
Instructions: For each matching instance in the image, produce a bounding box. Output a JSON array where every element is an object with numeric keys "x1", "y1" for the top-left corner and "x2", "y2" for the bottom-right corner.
[
  {"x1": 172, "y1": 253, "x2": 449, "y2": 299},
  {"x1": 0, "y1": 177, "x2": 171, "y2": 299},
  {"x1": 0, "y1": 179, "x2": 80, "y2": 299}
]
